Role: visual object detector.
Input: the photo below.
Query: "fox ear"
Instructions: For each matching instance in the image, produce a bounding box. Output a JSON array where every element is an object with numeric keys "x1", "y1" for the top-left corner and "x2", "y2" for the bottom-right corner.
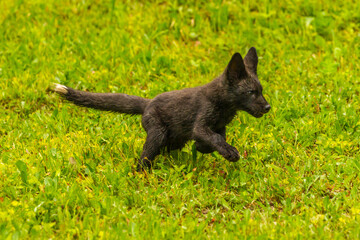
[
  {"x1": 226, "y1": 52, "x2": 246, "y2": 82},
  {"x1": 244, "y1": 47, "x2": 258, "y2": 74}
]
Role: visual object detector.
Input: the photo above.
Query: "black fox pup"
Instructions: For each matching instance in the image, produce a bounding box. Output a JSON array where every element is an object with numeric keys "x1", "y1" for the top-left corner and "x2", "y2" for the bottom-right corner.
[{"x1": 54, "y1": 47, "x2": 271, "y2": 171}]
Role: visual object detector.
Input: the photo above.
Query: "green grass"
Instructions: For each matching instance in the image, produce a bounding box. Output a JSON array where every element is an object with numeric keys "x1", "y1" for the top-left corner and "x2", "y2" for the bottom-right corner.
[{"x1": 1, "y1": 0, "x2": 360, "y2": 238}]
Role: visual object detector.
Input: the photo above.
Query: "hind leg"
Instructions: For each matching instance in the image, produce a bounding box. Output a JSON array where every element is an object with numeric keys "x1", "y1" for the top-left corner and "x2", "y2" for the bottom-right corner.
[
  {"x1": 137, "y1": 113, "x2": 167, "y2": 171},
  {"x1": 137, "y1": 131, "x2": 166, "y2": 171}
]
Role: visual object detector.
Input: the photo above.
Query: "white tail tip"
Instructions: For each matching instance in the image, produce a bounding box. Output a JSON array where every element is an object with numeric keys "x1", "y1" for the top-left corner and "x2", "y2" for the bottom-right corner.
[{"x1": 54, "y1": 83, "x2": 68, "y2": 94}]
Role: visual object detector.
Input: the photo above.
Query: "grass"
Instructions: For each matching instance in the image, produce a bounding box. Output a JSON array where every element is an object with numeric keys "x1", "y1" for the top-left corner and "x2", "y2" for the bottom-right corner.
[{"x1": 1, "y1": 0, "x2": 360, "y2": 238}]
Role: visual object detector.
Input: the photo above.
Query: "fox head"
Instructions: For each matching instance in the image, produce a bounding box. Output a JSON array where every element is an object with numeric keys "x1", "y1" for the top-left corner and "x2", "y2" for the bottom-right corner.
[{"x1": 225, "y1": 47, "x2": 271, "y2": 118}]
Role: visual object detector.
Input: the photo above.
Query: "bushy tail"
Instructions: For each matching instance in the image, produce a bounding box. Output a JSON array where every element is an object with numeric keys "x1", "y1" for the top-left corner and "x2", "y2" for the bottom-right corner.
[{"x1": 54, "y1": 84, "x2": 150, "y2": 115}]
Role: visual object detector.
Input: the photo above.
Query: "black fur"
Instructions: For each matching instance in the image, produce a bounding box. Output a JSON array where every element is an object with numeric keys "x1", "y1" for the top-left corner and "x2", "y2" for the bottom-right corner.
[
  {"x1": 62, "y1": 88, "x2": 150, "y2": 114},
  {"x1": 55, "y1": 47, "x2": 271, "y2": 171}
]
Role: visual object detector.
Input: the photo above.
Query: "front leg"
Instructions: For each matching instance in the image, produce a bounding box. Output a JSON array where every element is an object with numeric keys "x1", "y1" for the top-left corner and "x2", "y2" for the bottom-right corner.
[
  {"x1": 218, "y1": 127, "x2": 226, "y2": 140},
  {"x1": 195, "y1": 127, "x2": 226, "y2": 154},
  {"x1": 193, "y1": 125, "x2": 239, "y2": 162}
]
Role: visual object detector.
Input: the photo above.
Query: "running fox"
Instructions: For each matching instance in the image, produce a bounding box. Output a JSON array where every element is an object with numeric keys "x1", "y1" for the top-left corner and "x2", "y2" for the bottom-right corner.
[{"x1": 54, "y1": 47, "x2": 271, "y2": 171}]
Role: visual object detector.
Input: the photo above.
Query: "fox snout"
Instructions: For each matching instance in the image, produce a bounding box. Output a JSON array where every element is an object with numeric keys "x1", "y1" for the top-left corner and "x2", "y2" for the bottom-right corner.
[
  {"x1": 259, "y1": 97, "x2": 271, "y2": 116},
  {"x1": 249, "y1": 96, "x2": 271, "y2": 118},
  {"x1": 263, "y1": 103, "x2": 271, "y2": 113}
]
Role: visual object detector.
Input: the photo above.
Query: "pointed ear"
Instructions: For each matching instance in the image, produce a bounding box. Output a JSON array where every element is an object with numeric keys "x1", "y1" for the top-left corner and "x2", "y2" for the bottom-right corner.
[
  {"x1": 244, "y1": 47, "x2": 258, "y2": 74},
  {"x1": 226, "y1": 52, "x2": 246, "y2": 82}
]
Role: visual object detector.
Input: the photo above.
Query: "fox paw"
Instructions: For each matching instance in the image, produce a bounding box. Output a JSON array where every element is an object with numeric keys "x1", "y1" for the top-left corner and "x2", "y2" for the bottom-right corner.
[
  {"x1": 136, "y1": 159, "x2": 152, "y2": 172},
  {"x1": 218, "y1": 144, "x2": 240, "y2": 162}
]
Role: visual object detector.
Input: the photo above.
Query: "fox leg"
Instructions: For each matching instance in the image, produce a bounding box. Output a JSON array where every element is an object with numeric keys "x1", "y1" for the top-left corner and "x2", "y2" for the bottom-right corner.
[
  {"x1": 193, "y1": 126, "x2": 239, "y2": 162},
  {"x1": 195, "y1": 141, "x2": 214, "y2": 154},
  {"x1": 195, "y1": 128, "x2": 226, "y2": 154},
  {"x1": 137, "y1": 115, "x2": 167, "y2": 171}
]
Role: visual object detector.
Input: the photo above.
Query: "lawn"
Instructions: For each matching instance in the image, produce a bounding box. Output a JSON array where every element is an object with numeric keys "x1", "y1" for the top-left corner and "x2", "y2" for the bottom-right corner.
[{"x1": 1, "y1": 0, "x2": 360, "y2": 239}]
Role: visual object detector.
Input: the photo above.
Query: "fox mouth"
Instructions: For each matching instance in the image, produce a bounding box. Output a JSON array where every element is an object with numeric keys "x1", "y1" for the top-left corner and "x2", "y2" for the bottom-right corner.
[
  {"x1": 253, "y1": 112, "x2": 264, "y2": 118},
  {"x1": 243, "y1": 107, "x2": 269, "y2": 118},
  {"x1": 251, "y1": 110, "x2": 270, "y2": 118}
]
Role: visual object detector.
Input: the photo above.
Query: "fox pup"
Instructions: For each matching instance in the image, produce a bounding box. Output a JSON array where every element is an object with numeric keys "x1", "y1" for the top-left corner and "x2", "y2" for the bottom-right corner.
[{"x1": 54, "y1": 47, "x2": 270, "y2": 171}]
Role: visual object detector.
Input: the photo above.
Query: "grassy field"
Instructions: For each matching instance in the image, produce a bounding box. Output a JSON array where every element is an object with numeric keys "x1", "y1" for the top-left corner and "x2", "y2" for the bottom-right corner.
[{"x1": 1, "y1": 0, "x2": 360, "y2": 238}]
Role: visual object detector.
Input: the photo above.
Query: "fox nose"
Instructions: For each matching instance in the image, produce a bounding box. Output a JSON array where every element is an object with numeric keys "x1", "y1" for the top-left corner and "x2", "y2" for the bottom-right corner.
[{"x1": 264, "y1": 104, "x2": 271, "y2": 113}]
